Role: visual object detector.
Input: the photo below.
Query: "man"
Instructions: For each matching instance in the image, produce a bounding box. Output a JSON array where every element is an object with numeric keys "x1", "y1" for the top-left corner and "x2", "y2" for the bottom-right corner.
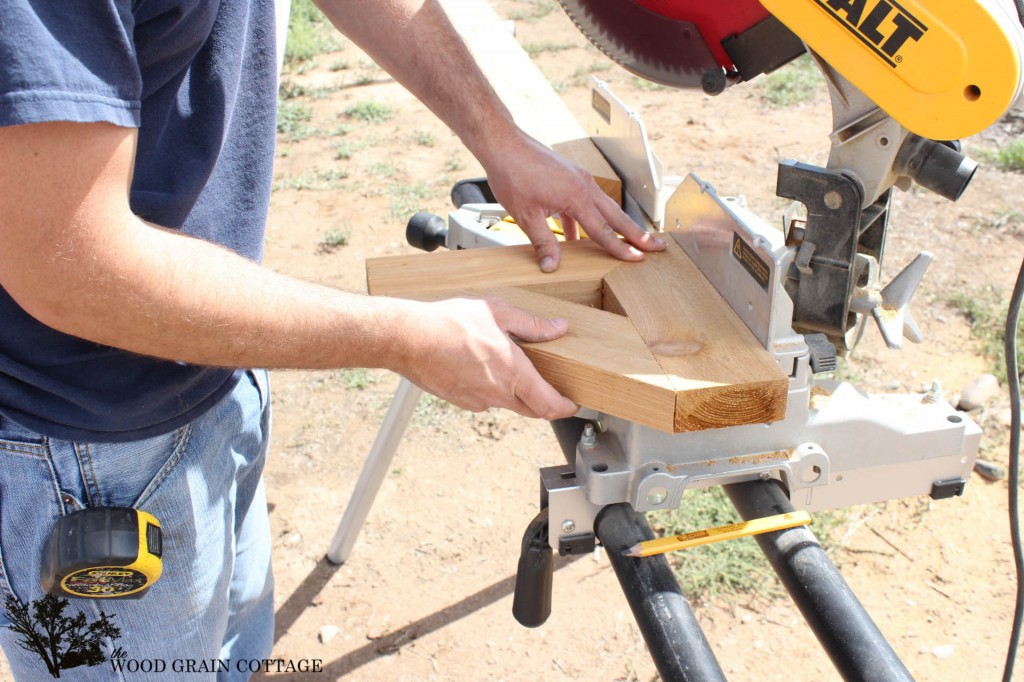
[{"x1": 0, "y1": 0, "x2": 663, "y2": 677}]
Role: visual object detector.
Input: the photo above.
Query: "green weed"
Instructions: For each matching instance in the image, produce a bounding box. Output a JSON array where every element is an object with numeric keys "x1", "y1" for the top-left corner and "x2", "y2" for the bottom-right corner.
[
  {"x1": 976, "y1": 139, "x2": 1024, "y2": 172},
  {"x1": 413, "y1": 130, "x2": 437, "y2": 147},
  {"x1": 629, "y1": 77, "x2": 667, "y2": 92},
  {"x1": 412, "y1": 393, "x2": 453, "y2": 428},
  {"x1": 443, "y1": 155, "x2": 464, "y2": 172},
  {"x1": 650, "y1": 486, "x2": 845, "y2": 602},
  {"x1": 649, "y1": 487, "x2": 780, "y2": 601},
  {"x1": 758, "y1": 54, "x2": 824, "y2": 108},
  {"x1": 333, "y1": 142, "x2": 357, "y2": 160},
  {"x1": 272, "y1": 168, "x2": 348, "y2": 192},
  {"x1": 317, "y1": 228, "x2": 350, "y2": 253},
  {"x1": 976, "y1": 208, "x2": 1024, "y2": 234},
  {"x1": 343, "y1": 100, "x2": 394, "y2": 123},
  {"x1": 831, "y1": 356, "x2": 867, "y2": 385},
  {"x1": 572, "y1": 62, "x2": 612, "y2": 87},
  {"x1": 284, "y1": 0, "x2": 341, "y2": 70},
  {"x1": 506, "y1": 0, "x2": 557, "y2": 22},
  {"x1": 388, "y1": 183, "x2": 434, "y2": 219},
  {"x1": 279, "y1": 81, "x2": 340, "y2": 100},
  {"x1": 335, "y1": 367, "x2": 378, "y2": 390},
  {"x1": 276, "y1": 98, "x2": 313, "y2": 140},
  {"x1": 523, "y1": 41, "x2": 575, "y2": 57},
  {"x1": 369, "y1": 162, "x2": 400, "y2": 178},
  {"x1": 948, "y1": 286, "x2": 1024, "y2": 380}
]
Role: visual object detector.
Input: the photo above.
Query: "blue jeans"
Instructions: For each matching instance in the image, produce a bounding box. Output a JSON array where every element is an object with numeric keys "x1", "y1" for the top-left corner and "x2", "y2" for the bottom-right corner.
[{"x1": 0, "y1": 370, "x2": 274, "y2": 680}]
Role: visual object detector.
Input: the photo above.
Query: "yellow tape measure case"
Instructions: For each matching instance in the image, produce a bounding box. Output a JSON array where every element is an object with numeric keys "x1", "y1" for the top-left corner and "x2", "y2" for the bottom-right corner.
[{"x1": 41, "y1": 507, "x2": 163, "y2": 599}]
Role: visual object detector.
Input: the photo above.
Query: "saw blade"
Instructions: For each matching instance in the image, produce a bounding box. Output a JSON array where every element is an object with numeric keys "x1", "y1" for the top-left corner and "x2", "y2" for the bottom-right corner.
[{"x1": 558, "y1": 0, "x2": 720, "y2": 89}]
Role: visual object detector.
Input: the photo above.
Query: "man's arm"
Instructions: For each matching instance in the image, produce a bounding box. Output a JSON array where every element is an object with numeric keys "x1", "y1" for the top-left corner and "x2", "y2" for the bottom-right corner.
[
  {"x1": 0, "y1": 120, "x2": 576, "y2": 419},
  {"x1": 313, "y1": 0, "x2": 665, "y2": 272}
]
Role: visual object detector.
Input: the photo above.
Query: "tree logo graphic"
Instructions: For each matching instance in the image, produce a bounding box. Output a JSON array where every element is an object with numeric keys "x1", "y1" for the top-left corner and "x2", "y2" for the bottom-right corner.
[{"x1": 4, "y1": 594, "x2": 121, "y2": 678}]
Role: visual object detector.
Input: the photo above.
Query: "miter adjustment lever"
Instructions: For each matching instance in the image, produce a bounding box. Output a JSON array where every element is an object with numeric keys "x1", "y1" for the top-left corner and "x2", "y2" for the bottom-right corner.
[{"x1": 850, "y1": 252, "x2": 932, "y2": 350}]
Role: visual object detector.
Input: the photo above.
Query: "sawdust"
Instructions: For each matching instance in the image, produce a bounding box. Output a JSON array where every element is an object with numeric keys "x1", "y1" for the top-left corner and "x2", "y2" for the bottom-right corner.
[
  {"x1": 727, "y1": 449, "x2": 796, "y2": 465},
  {"x1": 809, "y1": 383, "x2": 834, "y2": 411}
]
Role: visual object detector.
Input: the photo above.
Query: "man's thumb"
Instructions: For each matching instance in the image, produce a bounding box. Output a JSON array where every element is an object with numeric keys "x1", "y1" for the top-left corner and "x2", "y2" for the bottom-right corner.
[{"x1": 506, "y1": 310, "x2": 568, "y2": 344}]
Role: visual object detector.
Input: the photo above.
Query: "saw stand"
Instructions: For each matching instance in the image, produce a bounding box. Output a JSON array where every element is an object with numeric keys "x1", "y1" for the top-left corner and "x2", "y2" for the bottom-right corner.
[{"x1": 327, "y1": 77, "x2": 982, "y2": 680}]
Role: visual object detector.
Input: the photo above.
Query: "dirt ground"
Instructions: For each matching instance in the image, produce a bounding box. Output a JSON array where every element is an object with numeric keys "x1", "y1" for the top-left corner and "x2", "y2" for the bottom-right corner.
[{"x1": 5, "y1": 2, "x2": 1024, "y2": 680}]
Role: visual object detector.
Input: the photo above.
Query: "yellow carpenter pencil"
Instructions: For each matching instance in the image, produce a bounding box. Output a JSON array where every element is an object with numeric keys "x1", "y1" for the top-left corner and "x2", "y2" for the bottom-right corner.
[{"x1": 623, "y1": 510, "x2": 812, "y2": 558}]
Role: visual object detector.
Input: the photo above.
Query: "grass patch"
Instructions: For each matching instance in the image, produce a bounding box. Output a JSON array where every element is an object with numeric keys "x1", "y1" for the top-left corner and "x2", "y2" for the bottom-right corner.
[
  {"x1": 388, "y1": 182, "x2": 434, "y2": 219},
  {"x1": 948, "y1": 286, "x2": 1024, "y2": 380},
  {"x1": 284, "y1": 0, "x2": 341, "y2": 70},
  {"x1": 830, "y1": 356, "x2": 867, "y2": 385},
  {"x1": 975, "y1": 208, "x2": 1024, "y2": 234},
  {"x1": 335, "y1": 367, "x2": 378, "y2": 390},
  {"x1": 976, "y1": 139, "x2": 1024, "y2": 172},
  {"x1": 317, "y1": 228, "x2": 350, "y2": 253},
  {"x1": 506, "y1": 0, "x2": 557, "y2": 22},
  {"x1": 571, "y1": 62, "x2": 612, "y2": 87},
  {"x1": 758, "y1": 54, "x2": 824, "y2": 108},
  {"x1": 277, "y1": 98, "x2": 313, "y2": 140},
  {"x1": 279, "y1": 81, "x2": 343, "y2": 101},
  {"x1": 629, "y1": 77, "x2": 668, "y2": 92},
  {"x1": 413, "y1": 130, "x2": 437, "y2": 147},
  {"x1": 650, "y1": 486, "x2": 844, "y2": 602},
  {"x1": 272, "y1": 168, "x2": 348, "y2": 192},
  {"x1": 412, "y1": 393, "x2": 453, "y2": 428},
  {"x1": 649, "y1": 487, "x2": 781, "y2": 601},
  {"x1": 369, "y1": 162, "x2": 400, "y2": 178},
  {"x1": 343, "y1": 100, "x2": 394, "y2": 123},
  {"x1": 333, "y1": 141, "x2": 359, "y2": 160},
  {"x1": 522, "y1": 41, "x2": 575, "y2": 57},
  {"x1": 443, "y1": 155, "x2": 464, "y2": 173}
]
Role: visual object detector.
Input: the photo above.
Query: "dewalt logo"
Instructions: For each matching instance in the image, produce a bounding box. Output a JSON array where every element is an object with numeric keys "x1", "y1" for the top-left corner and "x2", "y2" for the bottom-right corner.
[{"x1": 815, "y1": 0, "x2": 927, "y2": 66}]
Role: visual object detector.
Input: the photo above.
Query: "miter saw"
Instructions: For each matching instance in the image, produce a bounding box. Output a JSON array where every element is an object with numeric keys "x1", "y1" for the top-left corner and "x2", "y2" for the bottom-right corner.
[
  {"x1": 332, "y1": 2, "x2": 1024, "y2": 679},
  {"x1": 435, "y1": 1, "x2": 1024, "y2": 679}
]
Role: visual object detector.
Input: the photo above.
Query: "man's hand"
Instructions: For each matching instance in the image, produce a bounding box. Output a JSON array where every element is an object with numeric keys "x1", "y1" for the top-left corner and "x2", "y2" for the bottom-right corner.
[
  {"x1": 481, "y1": 130, "x2": 665, "y2": 273},
  {"x1": 392, "y1": 297, "x2": 578, "y2": 420},
  {"x1": 313, "y1": 0, "x2": 665, "y2": 273}
]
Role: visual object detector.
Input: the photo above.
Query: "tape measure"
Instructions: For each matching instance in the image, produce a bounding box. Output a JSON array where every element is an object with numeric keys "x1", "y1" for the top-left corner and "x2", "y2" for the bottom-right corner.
[{"x1": 41, "y1": 507, "x2": 163, "y2": 599}]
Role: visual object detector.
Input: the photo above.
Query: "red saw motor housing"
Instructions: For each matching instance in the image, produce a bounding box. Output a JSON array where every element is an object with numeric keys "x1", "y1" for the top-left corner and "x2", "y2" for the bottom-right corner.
[
  {"x1": 559, "y1": 0, "x2": 805, "y2": 93},
  {"x1": 631, "y1": 0, "x2": 772, "y2": 72}
]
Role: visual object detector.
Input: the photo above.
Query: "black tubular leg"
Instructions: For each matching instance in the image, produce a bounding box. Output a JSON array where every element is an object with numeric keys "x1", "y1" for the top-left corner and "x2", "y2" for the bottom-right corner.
[
  {"x1": 724, "y1": 480, "x2": 915, "y2": 682},
  {"x1": 595, "y1": 503, "x2": 727, "y2": 682}
]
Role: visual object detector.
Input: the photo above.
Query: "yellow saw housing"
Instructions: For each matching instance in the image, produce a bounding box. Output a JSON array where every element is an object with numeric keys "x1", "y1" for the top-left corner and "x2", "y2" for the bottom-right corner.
[{"x1": 761, "y1": 0, "x2": 1024, "y2": 140}]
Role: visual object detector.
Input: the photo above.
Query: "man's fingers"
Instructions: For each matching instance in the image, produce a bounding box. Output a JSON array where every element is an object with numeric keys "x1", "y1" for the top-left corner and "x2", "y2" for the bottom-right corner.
[
  {"x1": 575, "y1": 207, "x2": 645, "y2": 261},
  {"x1": 518, "y1": 213, "x2": 563, "y2": 272},
  {"x1": 597, "y1": 193, "x2": 666, "y2": 252},
  {"x1": 560, "y1": 213, "x2": 580, "y2": 241},
  {"x1": 515, "y1": 373, "x2": 578, "y2": 420},
  {"x1": 495, "y1": 301, "x2": 569, "y2": 344},
  {"x1": 568, "y1": 189, "x2": 666, "y2": 260}
]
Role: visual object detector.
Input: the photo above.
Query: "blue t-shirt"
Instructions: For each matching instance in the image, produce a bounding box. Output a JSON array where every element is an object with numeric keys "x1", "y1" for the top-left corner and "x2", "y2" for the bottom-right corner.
[{"x1": 0, "y1": 0, "x2": 279, "y2": 442}]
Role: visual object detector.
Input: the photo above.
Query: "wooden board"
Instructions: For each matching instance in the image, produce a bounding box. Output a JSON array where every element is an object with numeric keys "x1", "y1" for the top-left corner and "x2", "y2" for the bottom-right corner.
[
  {"x1": 366, "y1": 240, "x2": 788, "y2": 433},
  {"x1": 438, "y1": 0, "x2": 584, "y2": 146},
  {"x1": 552, "y1": 138, "x2": 622, "y2": 206},
  {"x1": 439, "y1": 1, "x2": 620, "y2": 206}
]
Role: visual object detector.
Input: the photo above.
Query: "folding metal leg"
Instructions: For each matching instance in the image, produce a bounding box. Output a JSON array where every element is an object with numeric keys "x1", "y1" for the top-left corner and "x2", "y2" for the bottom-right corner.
[
  {"x1": 326, "y1": 377, "x2": 423, "y2": 565},
  {"x1": 725, "y1": 480, "x2": 915, "y2": 681}
]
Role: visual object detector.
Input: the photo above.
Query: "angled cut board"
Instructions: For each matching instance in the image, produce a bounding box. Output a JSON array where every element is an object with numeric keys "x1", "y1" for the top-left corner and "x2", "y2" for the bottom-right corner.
[{"x1": 366, "y1": 240, "x2": 788, "y2": 433}]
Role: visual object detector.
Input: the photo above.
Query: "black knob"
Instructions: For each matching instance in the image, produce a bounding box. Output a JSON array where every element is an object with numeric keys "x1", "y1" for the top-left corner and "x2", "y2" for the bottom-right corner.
[{"x1": 405, "y1": 212, "x2": 447, "y2": 252}]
